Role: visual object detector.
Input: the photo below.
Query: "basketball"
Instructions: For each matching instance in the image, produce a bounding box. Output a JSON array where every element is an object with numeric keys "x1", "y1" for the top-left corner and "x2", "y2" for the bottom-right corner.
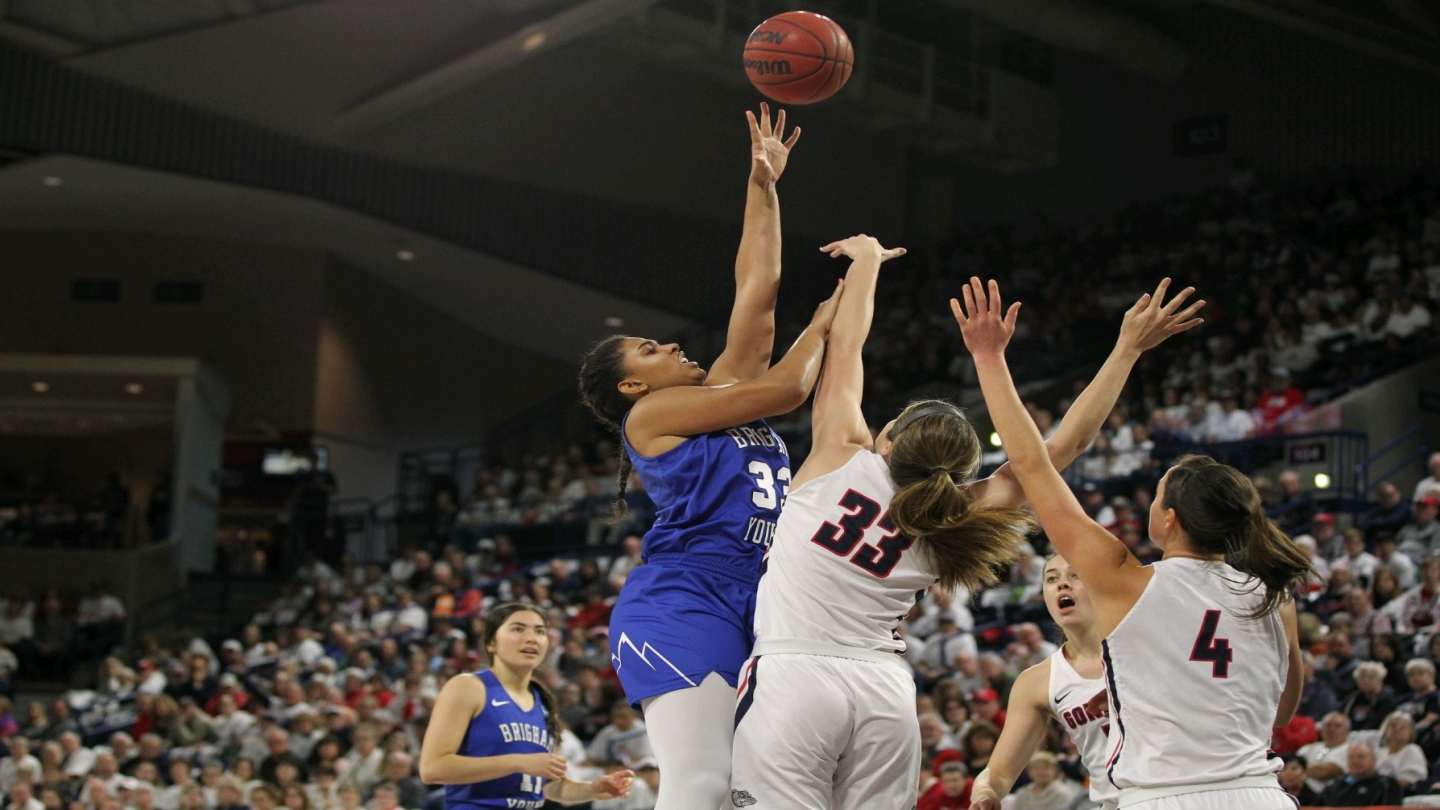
[{"x1": 743, "y1": 11, "x2": 853, "y2": 105}]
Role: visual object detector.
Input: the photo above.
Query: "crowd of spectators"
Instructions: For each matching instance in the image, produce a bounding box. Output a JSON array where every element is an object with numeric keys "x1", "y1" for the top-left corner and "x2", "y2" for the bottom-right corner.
[
  {"x1": 417, "y1": 444, "x2": 655, "y2": 557},
  {"x1": 5, "y1": 172, "x2": 1440, "y2": 810},
  {"x1": 0, "y1": 583, "x2": 128, "y2": 701},
  {"x1": 0, "y1": 448, "x2": 1435, "y2": 810},
  {"x1": 759, "y1": 168, "x2": 1440, "y2": 506},
  {"x1": 417, "y1": 169, "x2": 1440, "y2": 564}
]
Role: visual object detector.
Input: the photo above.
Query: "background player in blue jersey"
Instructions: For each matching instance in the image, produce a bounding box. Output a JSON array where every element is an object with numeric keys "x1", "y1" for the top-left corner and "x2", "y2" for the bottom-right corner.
[
  {"x1": 576, "y1": 103, "x2": 836, "y2": 810},
  {"x1": 419, "y1": 604, "x2": 632, "y2": 810}
]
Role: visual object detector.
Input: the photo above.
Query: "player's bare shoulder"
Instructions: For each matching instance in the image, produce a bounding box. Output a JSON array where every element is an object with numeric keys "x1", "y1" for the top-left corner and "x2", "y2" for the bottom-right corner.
[{"x1": 1010, "y1": 656, "x2": 1053, "y2": 712}]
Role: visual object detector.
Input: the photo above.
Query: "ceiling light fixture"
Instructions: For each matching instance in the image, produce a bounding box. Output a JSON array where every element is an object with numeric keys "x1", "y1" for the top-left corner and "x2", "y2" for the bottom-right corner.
[
  {"x1": 125, "y1": 383, "x2": 143, "y2": 395},
  {"x1": 523, "y1": 31, "x2": 547, "y2": 51},
  {"x1": 397, "y1": 250, "x2": 416, "y2": 261},
  {"x1": 604, "y1": 316, "x2": 624, "y2": 327},
  {"x1": 31, "y1": 381, "x2": 49, "y2": 393},
  {"x1": 42, "y1": 176, "x2": 62, "y2": 187}
]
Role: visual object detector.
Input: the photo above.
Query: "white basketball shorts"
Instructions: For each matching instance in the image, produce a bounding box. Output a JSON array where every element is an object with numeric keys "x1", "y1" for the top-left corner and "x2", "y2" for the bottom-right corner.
[{"x1": 730, "y1": 653, "x2": 918, "y2": 810}]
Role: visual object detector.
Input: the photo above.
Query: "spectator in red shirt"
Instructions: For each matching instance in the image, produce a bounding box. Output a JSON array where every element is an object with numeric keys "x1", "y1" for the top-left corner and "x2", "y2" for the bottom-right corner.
[
  {"x1": 1273, "y1": 711, "x2": 1318, "y2": 756},
  {"x1": 567, "y1": 587, "x2": 614, "y2": 631},
  {"x1": 1257, "y1": 367, "x2": 1305, "y2": 431},
  {"x1": 918, "y1": 761, "x2": 972, "y2": 810},
  {"x1": 970, "y1": 689, "x2": 1007, "y2": 732},
  {"x1": 1104, "y1": 497, "x2": 1142, "y2": 539}
]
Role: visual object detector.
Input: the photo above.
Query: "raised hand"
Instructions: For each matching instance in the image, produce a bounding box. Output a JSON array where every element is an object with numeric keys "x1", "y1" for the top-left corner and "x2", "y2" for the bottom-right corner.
[
  {"x1": 589, "y1": 770, "x2": 634, "y2": 800},
  {"x1": 1118, "y1": 277, "x2": 1206, "y2": 354},
  {"x1": 819, "y1": 234, "x2": 907, "y2": 263},
  {"x1": 516, "y1": 753, "x2": 568, "y2": 782},
  {"x1": 950, "y1": 277, "x2": 1021, "y2": 357},
  {"x1": 810, "y1": 279, "x2": 846, "y2": 337},
  {"x1": 747, "y1": 102, "x2": 801, "y2": 186}
]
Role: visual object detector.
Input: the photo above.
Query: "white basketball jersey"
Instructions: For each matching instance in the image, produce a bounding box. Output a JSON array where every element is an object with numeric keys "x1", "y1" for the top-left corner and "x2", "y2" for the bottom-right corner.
[
  {"x1": 753, "y1": 450, "x2": 935, "y2": 657},
  {"x1": 1048, "y1": 649, "x2": 1119, "y2": 806},
  {"x1": 1102, "y1": 557, "x2": 1287, "y2": 792}
]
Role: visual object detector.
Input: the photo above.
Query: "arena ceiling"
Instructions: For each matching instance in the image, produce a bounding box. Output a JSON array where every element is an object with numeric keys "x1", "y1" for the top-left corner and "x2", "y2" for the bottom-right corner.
[
  {"x1": 0, "y1": 0, "x2": 1435, "y2": 367},
  {"x1": 0, "y1": 154, "x2": 691, "y2": 364}
]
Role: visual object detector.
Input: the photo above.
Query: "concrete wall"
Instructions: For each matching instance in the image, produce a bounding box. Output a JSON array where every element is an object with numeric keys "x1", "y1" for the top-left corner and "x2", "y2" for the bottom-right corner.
[
  {"x1": 0, "y1": 230, "x2": 326, "y2": 432},
  {"x1": 1336, "y1": 355, "x2": 1440, "y2": 496},
  {"x1": 314, "y1": 259, "x2": 577, "y2": 499}
]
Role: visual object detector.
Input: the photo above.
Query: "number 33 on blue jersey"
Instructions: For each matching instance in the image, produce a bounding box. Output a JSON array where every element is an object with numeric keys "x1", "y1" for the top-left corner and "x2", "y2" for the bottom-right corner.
[{"x1": 748, "y1": 460, "x2": 791, "y2": 509}]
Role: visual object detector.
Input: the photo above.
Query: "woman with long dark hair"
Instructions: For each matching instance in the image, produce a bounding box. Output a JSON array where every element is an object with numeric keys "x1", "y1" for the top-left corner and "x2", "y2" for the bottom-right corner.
[
  {"x1": 731, "y1": 236, "x2": 1200, "y2": 809},
  {"x1": 418, "y1": 603, "x2": 631, "y2": 809},
  {"x1": 576, "y1": 103, "x2": 838, "y2": 810},
  {"x1": 971, "y1": 554, "x2": 1117, "y2": 810},
  {"x1": 957, "y1": 277, "x2": 1308, "y2": 810}
]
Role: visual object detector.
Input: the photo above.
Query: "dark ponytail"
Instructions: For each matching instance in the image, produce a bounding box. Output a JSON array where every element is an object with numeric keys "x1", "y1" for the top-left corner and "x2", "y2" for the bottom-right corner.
[
  {"x1": 886, "y1": 400, "x2": 1037, "y2": 594},
  {"x1": 1162, "y1": 454, "x2": 1313, "y2": 619},
  {"x1": 482, "y1": 603, "x2": 564, "y2": 744},
  {"x1": 578, "y1": 335, "x2": 635, "y2": 520}
]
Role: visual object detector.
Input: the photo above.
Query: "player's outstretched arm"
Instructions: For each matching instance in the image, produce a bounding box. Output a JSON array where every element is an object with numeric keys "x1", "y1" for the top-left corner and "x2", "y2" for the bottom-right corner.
[
  {"x1": 976, "y1": 279, "x2": 1203, "y2": 508},
  {"x1": 629, "y1": 282, "x2": 842, "y2": 443},
  {"x1": 1042, "y1": 278, "x2": 1203, "y2": 468},
  {"x1": 419, "y1": 675, "x2": 567, "y2": 786},
  {"x1": 707, "y1": 103, "x2": 801, "y2": 387},
  {"x1": 970, "y1": 664, "x2": 1053, "y2": 810},
  {"x1": 955, "y1": 279, "x2": 1139, "y2": 603},
  {"x1": 793, "y1": 235, "x2": 905, "y2": 489},
  {"x1": 1276, "y1": 598, "x2": 1304, "y2": 727},
  {"x1": 544, "y1": 770, "x2": 634, "y2": 805}
]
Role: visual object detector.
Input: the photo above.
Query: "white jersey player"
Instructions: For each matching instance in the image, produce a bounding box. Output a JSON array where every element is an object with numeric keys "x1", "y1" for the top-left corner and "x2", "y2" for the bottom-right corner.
[
  {"x1": 961, "y1": 276, "x2": 1310, "y2": 810},
  {"x1": 971, "y1": 555, "x2": 1119, "y2": 810},
  {"x1": 729, "y1": 239, "x2": 1202, "y2": 810}
]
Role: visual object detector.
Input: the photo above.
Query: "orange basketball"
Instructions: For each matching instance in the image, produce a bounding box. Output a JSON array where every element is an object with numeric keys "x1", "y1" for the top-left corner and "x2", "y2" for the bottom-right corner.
[{"x1": 743, "y1": 11, "x2": 853, "y2": 105}]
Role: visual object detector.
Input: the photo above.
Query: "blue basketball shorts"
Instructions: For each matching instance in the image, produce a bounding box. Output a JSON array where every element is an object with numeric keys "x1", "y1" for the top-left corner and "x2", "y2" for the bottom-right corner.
[{"x1": 607, "y1": 554, "x2": 758, "y2": 706}]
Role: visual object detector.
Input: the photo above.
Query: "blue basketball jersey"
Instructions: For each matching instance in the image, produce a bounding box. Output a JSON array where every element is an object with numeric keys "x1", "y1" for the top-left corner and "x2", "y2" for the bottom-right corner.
[
  {"x1": 622, "y1": 414, "x2": 790, "y2": 568},
  {"x1": 443, "y1": 670, "x2": 552, "y2": 810}
]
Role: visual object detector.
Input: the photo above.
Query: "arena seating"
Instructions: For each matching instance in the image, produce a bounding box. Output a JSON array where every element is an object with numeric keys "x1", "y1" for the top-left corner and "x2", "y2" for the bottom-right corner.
[{"x1": 2, "y1": 169, "x2": 1438, "y2": 810}]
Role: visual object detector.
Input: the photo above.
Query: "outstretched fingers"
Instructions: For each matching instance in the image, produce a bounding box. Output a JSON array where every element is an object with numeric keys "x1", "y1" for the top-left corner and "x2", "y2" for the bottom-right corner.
[
  {"x1": 759, "y1": 102, "x2": 773, "y2": 137},
  {"x1": 1005, "y1": 301, "x2": 1022, "y2": 328},
  {"x1": 962, "y1": 282, "x2": 979, "y2": 319},
  {"x1": 950, "y1": 298, "x2": 967, "y2": 325},
  {"x1": 1151, "y1": 277, "x2": 1173, "y2": 309},
  {"x1": 1161, "y1": 286, "x2": 1197, "y2": 316}
]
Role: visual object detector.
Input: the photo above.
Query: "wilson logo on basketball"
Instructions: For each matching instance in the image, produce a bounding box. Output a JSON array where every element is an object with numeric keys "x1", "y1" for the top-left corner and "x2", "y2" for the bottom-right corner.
[
  {"x1": 743, "y1": 58, "x2": 793, "y2": 76},
  {"x1": 748, "y1": 30, "x2": 790, "y2": 44}
]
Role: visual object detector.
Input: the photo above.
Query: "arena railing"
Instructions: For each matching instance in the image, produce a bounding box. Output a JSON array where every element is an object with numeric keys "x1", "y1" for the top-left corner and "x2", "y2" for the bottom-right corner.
[{"x1": 1043, "y1": 429, "x2": 1373, "y2": 512}]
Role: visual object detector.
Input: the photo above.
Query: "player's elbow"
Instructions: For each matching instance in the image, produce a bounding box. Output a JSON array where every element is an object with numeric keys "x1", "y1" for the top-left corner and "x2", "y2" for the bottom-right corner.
[
  {"x1": 1007, "y1": 452, "x2": 1052, "y2": 480},
  {"x1": 762, "y1": 379, "x2": 811, "y2": 414}
]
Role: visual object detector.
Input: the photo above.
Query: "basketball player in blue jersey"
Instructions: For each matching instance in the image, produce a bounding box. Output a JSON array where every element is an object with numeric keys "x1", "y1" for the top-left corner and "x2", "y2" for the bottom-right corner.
[
  {"x1": 577, "y1": 103, "x2": 830, "y2": 810},
  {"x1": 419, "y1": 604, "x2": 633, "y2": 809}
]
